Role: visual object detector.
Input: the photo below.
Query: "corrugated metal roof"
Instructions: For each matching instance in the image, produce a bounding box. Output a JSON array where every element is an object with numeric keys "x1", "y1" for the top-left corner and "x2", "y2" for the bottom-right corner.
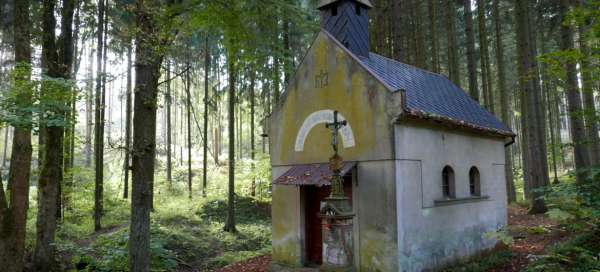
[
  {"x1": 273, "y1": 162, "x2": 357, "y2": 186},
  {"x1": 358, "y1": 53, "x2": 512, "y2": 135},
  {"x1": 318, "y1": 0, "x2": 373, "y2": 9}
]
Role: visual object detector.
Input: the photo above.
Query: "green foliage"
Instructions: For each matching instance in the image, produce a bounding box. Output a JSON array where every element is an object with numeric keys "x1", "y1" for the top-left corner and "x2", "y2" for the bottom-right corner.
[
  {"x1": 547, "y1": 208, "x2": 575, "y2": 222},
  {"x1": 484, "y1": 229, "x2": 514, "y2": 245},
  {"x1": 71, "y1": 228, "x2": 178, "y2": 272},
  {"x1": 442, "y1": 251, "x2": 514, "y2": 272},
  {"x1": 0, "y1": 62, "x2": 78, "y2": 129},
  {"x1": 543, "y1": 168, "x2": 600, "y2": 225},
  {"x1": 525, "y1": 226, "x2": 551, "y2": 235},
  {"x1": 525, "y1": 228, "x2": 600, "y2": 272},
  {"x1": 0, "y1": 62, "x2": 35, "y2": 127},
  {"x1": 28, "y1": 150, "x2": 273, "y2": 271},
  {"x1": 522, "y1": 168, "x2": 600, "y2": 271}
]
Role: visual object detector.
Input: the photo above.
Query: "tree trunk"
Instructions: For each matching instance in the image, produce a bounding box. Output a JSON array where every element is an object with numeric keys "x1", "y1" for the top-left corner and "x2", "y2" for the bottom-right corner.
[
  {"x1": 273, "y1": 57, "x2": 280, "y2": 105},
  {"x1": 166, "y1": 60, "x2": 172, "y2": 189},
  {"x1": 283, "y1": 14, "x2": 291, "y2": 85},
  {"x1": 224, "y1": 52, "x2": 236, "y2": 233},
  {"x1": 0, "y1": 0, "x2": 32, "y2": 270},
  {"x1": 428, "y1": 0, "x2": 439, "y2": 73},
  {"x1": 412, "y1": 0, "x2": 426, "y2": 69},
  {"x1": 85, "y1": 42, "x2": 94, "y2": 167},
  {"x1": 34, "y1": 0, "x2": 75, "y2": 269},
  {"x1": 577, "y1": 15, "x2": 600, "y2": 166},
  {"x1": 124, "y1": 39, "x2": 133, "y2": 199},
  {"x1": 445, "y1": 0, "x2": 461, "y2": 86},
  {"x1": 560, "y1": 0, "x2": 590, "y2": 183},
  {"x1": 515, "y1": 0, "x2": 549, "y2": 213},
  {"x1": 186, "y1": 60, "x2": 192, "y2": 199},
  {"x1": 478, "y1": 0, "x2": 494, "y2": 114},
  {"x1": 1, "y1": 128, "x2": 8, "y2": 168},
  {"x1": 250, "y1": 69, "x2": 256, "y2": 197},
  {"x1": 464, "y1": 0, "x2": 479, "y2": 102},
  {"x1": 493, "y1": 0, "x2": 516, "y2": 203},
  {"x1": 93, "y1": 0, "x2": 105, "y2": 232},
  {"x1": 202, "y1": 35, "x2": 209, "y2": 197},
  {"x1": 129, "y1": 1, "x2": 164, "y2": 270},
  {"x1": 547, "y1": 82, "x2": 560, "y2": 184},
  {"x1": 391, "y1": 0, "x2": 405, "y2": 62},
  {"x1": 62, "y1": 0, "x2": 81, "y2": 219}
]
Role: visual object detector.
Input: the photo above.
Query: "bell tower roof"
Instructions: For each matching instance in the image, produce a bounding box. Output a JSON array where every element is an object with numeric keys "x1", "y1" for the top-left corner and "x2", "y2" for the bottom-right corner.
[
  {"x1": 318, "y1": 0, "x2": 373, "y2": 9},
  {"x1": 318, "y1": 0, "x2": 372, "y2": 57}
]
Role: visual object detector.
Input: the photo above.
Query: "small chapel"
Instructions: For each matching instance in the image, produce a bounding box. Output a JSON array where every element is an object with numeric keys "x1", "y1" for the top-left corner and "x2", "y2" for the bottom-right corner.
[{"x1": 268, "y1": 0, "x2": 515, "y2": 271}]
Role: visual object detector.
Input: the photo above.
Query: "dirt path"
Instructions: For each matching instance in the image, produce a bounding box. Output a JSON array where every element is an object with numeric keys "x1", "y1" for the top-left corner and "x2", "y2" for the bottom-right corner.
[
  {"x1": 489, "y1": 205, "x2": 572, "y2": 271},
  {"x1": 212, "y1": 206, "x2": 573, "y2": 272}
]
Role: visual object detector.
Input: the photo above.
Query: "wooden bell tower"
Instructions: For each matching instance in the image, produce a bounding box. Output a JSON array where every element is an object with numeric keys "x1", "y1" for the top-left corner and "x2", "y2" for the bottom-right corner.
[{"x1": 318, "y1": 0, "x2": 373, "y2": 57}]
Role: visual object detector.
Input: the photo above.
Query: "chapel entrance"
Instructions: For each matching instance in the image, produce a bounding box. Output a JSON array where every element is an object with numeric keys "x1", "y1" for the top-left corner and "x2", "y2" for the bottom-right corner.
[{"x1": 304, "y1": 176, "x2": 353, "y2": 265}]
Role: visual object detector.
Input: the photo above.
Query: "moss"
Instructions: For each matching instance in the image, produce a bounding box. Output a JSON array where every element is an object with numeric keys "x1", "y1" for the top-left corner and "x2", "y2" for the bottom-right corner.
[{"x1": 442, "y1": 250, "x2": 513, "y2": 272}]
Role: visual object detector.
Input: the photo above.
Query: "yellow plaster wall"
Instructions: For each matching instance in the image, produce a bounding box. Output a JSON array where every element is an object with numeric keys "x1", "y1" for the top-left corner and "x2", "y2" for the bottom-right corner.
[{"x1": 269, "y1": 31, "x2": 403, "y2": 166}]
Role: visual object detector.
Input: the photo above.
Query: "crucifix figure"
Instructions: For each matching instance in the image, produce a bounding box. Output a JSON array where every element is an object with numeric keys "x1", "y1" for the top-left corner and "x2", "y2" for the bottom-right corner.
[
  {"x1": 325, "y1": 110, "x2": 347, "y2": 155},
  {"x1": 325, "y1": 110, "x2": 347, "y2": 197}
]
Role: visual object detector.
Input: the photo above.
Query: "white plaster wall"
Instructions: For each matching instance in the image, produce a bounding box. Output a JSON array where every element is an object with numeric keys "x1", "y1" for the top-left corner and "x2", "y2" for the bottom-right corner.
[{"x1": 394, "y1": 123, "x2": 508, "y2": 271}]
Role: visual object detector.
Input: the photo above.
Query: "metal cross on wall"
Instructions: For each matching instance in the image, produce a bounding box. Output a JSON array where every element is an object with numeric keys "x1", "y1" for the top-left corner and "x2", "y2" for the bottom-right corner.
[{"x1": 326, "y1": 110, "x2": 347, "y2": 155}]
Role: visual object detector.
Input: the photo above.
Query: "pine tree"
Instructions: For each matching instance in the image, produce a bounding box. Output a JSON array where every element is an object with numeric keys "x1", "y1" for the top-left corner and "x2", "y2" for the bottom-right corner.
[
  {"x1": 445, "y1": 0, "x2": 461, "y2": 86},
  {"x1": 428, "y1": 0, "x2": 440, "y2": 73},
  {"x1": 93, "y1": 0, "x2": 106, "y2": 232},
  {"x1": 493, "y1": 0, "x2": 516, "y2": 203},
  {"x1": 0, "y1": 0, "x2": 32, "y2": 270},
  {"x1": 515, "y1": 0, "x2": 549, "y2": 214},
  {"x1": 464, "y1": 0, "x2": 479, "y2": 101},
  {"x1": 35, "y1": 0, "x2": 76, "y2": 268},
  {"x1": 560, "y1": 0, "x2": 591, "y2": 182}
]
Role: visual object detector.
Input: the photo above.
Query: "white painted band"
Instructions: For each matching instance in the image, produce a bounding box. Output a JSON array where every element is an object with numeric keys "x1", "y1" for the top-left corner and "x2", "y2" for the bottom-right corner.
[{"x1": 294, "y1": 109, "x2": 356, "y2": 152}]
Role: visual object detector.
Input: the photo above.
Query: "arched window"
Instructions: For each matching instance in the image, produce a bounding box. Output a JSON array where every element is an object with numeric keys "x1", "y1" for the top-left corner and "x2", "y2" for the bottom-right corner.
[
  {"x1": 469, "y1": 167, "x2": 481, "y2": 196},
  {"x1": 442, "y1": 166, "x2": 455, "y2": 198}
]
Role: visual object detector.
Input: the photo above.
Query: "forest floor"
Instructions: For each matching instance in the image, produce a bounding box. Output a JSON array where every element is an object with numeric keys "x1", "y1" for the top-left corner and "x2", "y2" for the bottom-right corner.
[{"x1": 210, "y1": 205, "x2": 576, "y2": 272}]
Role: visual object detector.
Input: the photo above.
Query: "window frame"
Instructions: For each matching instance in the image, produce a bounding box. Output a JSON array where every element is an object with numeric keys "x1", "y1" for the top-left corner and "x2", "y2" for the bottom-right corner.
[
  {"x1": 469, "y1": 166, "x2": 481, "y2": 197},
  {"x1": 442, "y1": 165, "x2": 456, "y2": 199}
]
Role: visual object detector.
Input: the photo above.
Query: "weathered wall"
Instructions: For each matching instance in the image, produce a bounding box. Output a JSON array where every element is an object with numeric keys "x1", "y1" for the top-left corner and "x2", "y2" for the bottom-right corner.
[
  {"x1": 271, "y1": 167, "x2": 304, "y2": 267},
  {"x1": 269, "y1": 30, "x2": 402, "y2": 271},
  {"x1": 269, "y1": 30, "x2": 402, "y2": 166},
  {"x1": 354, "y1": 161, "x2": 398, "y2": 271},
  {"x1": 394, "y1": 122, "x2": 508, "y2": 271}
]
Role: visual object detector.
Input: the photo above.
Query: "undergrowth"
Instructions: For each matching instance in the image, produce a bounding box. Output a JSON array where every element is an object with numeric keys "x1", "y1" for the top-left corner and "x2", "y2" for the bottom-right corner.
[{"x1": 24, "y1": 154, "x2": 272, "y2": 271}]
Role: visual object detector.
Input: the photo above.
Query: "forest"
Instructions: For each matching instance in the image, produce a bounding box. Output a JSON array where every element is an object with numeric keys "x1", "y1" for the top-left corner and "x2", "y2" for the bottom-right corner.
[{"x1": 0, "y1": 0, "x2": 599, "y2": 271}]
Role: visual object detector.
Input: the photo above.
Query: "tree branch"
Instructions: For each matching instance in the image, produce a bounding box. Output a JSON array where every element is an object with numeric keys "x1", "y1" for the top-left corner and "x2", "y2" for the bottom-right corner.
[{"x1": 158, "y1": 64, "x2": 191, "y2": 86}]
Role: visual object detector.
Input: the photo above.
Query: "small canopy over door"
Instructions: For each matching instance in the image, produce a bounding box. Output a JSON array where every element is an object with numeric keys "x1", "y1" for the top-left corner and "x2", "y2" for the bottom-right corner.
[{"x1": 273, "y1": 162, "x2": 357, "y2": 186}]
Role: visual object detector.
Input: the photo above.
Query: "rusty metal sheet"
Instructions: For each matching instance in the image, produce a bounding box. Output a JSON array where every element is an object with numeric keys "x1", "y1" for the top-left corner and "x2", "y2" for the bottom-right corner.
[{"x1": 273, "y1": 162, "x2": 357, "y2": 186}]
